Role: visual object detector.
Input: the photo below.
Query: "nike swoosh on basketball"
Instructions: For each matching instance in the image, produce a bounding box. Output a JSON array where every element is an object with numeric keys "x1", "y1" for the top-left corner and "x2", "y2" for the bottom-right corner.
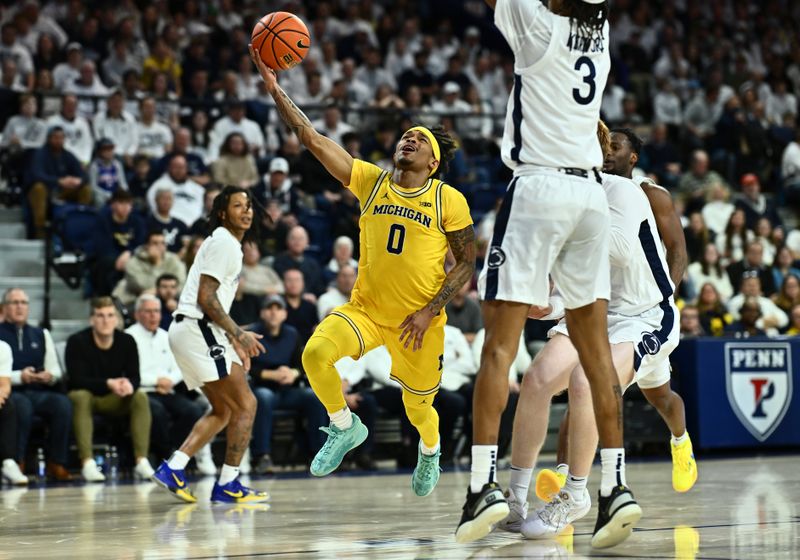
[
  {"x1": 224, "y1": 490, "x2": 244, "y2": 498},
  {"x1": 172, "y1": 473, "x2": 185, "y2": 488},
  {"x1": 296, "y1": 40, "x2": 309, "y2": 49}
]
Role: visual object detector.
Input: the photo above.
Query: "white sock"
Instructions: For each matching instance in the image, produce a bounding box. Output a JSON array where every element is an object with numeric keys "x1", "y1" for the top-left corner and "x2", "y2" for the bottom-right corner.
[
  {"x1": 564, "y1": 473, "x2": 588, "y2": 500},
  {"x1": 420, "y1": 437, "x2": 440, "y2": 456},
  {"x1": 671, "y1": 430, "x2": 689, "y2": 445},
  {"x1": 470, "y1": 445, "x2": 497, "y2": 493},
  {"x1": 508, "y1": 464, "x2": 533, "y2": 503},
  {"x1": 556, "y1": 463, "x2": 569, "y2": 477},
  {"x1": 218, "y1": 464, "x2": 239, "y2": 486},
  {"x1": 329, "y1": 406, "x2": 353, "y2": 430},
  {"x1": 599, "y1": 448, "x2": 626, "y2": 497},
  {"x1": 167, "y1": 451, "x2": 190, "y2": 470}
]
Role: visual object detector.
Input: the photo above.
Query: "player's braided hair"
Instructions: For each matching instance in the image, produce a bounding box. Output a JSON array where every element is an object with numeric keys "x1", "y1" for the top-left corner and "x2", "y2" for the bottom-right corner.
[
  {"x1": 423, "y1": 124, "x2": 458, "y2": 179},
  {"x1": 207, "y1": 185, "x2": 262, "y2": 243},
  {"x1": 610, "y1": 127, "x2": 643, "y2": 156},
  {"x1": 563, "y1": 0, "x2": 608, "y2": 47}
]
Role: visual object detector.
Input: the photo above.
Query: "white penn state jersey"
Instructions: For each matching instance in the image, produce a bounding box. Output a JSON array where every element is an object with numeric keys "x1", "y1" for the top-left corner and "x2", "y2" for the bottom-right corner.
[
  {"x1": 494, "y1": 0, "x2": 610, "y2": 171},
  {"x1": 602, "y1": 173, "x2": 674, "y2": 315},
  {"x1": 175, "y1": 227, "x2": 243, "y2": 320}
]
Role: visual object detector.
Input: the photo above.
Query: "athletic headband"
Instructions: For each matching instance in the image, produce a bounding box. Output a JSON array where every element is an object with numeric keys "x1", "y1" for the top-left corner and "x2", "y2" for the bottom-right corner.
[
  {"x1": 582, "y1": 0, "x2": 605, "y2": 4},
  {"x1": 406, "y1": 126, "x2": 440, "y2": 176}
]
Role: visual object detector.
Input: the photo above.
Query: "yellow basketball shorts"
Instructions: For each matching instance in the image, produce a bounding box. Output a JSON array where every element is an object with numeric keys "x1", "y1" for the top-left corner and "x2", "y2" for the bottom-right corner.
[{"x1": 313, "y1": 302, "x2": 444, "y2": 396}]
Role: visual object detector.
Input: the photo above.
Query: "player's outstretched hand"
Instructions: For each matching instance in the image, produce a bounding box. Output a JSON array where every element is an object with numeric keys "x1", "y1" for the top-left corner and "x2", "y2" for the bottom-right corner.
[
  {"x1": 399, "y1": 307, "x2": 437, "y2": 352},
  {"x1": 248, "y1": 43, "x2": 277, "y2": 92}
]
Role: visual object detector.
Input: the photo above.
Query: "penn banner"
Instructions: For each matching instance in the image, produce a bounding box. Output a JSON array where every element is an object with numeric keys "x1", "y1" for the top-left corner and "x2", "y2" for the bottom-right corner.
[
  {"x1": 671, "y1": 337, "x2": 800, "y2": 449},
  {"x1": 725, "y1": 342, "x2": 792, "y2": 442}
]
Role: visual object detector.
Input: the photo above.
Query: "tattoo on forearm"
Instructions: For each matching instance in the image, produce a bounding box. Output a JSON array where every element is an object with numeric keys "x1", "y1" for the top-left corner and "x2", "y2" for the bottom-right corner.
[
  {"x1": 198, "y1": 275, "x2": 240, "y2": 338},
  {"x1": 428, "y1": 225, "x2": 476, "y2": 313},
  {"x1": 272, "y1": 85, "x2": 314, "y2": 141}
]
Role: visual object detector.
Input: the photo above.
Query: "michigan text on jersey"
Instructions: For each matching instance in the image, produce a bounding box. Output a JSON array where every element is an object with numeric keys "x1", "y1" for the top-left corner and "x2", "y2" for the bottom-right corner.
[{"x1": 372, "y1": 204, "x2": 432, "y2": 228}]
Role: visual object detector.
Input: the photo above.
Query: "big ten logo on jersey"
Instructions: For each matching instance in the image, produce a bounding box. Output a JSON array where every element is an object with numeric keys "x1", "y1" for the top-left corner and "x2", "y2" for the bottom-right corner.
[
  {"x1": 724, "y1": 342, "x2": 792, "y2": 442},
  {"x1": 566, "y1": 33, "x2": 604, "y2": 53}
]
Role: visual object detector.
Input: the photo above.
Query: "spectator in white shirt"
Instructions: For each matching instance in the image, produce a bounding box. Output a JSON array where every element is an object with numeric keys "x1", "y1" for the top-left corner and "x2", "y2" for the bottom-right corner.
[
  {"x1": 65, "y1": 60, "x2": 109, "y2": 118},
  {"x1": 0, "y1": 94, "x2": 46, "y2": 150},
  {"x1": 326, "y1": 236, "x2": 359, "y2": 278},
  {"x1": 653, "y1": 79, "x2": 683, "y2": 127},
  {"x1": 311, "y1": 106, "x2": 354, "y2": 145},
  {"x1": 317, "y1": 265, "x2": 356, "y2": 320},
  {"x1": 52, "y1": 42, "x2": 83, "y2": 90},
  {"x1": 430, "y1": 81, "x2": 472, "y2": 118},
  {"x1": 0, "y1": 58, "x2": 27, "y2": 92},
  {"x1": 601, "y1": 72, "x2": 626, "y2": 123},
  {"x1": 687, "y1": 243, "x2": 734, "y2": 302},
  {"x1": 125, "y1": 294, "x2": 213, "y2": 470},
  {"x1": 766, "y1": 80, "x2": 797, "y2": 125},
  {"x1": 209, "y1": 100, "x2": 265, "y2": 160},
  {"x1": 727, "y1": 275, "x2": 788, "y2": 335},
  {"x1": 135, "y1": 96, "x2": 173, "y2": 159},
  {"x1": 45, "y1": 94, "x2": 94, "y2": 165},
  {"x1": 0, "y1": 23, "x2": 34, "y2": 88},
  {"x1": 355, "y1": 46, "x2": 397, "y2": 92},
  {"x1": 92, "y1": 89, "x2": 138, "y2": 165},
  {"x1": 702, "y1": 182, "x2": 735, "y2": 235},
  {"x1": 782, "y1": 128, "x2": 800, "y2": 194},
  {"x1": 147, "y1": 155, "x2": 205, "y2": 226}
]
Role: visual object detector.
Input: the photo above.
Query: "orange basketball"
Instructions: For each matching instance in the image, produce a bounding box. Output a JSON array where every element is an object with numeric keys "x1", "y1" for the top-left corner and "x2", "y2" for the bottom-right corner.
[{"x1": 251, "y1": 12, "x2": 311, "y2": 71}]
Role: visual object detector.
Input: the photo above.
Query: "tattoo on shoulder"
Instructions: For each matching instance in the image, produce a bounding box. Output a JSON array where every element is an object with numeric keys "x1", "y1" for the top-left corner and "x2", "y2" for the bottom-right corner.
[{"x1": 446, "y1": 225, "x2": 476, "y2": 261}]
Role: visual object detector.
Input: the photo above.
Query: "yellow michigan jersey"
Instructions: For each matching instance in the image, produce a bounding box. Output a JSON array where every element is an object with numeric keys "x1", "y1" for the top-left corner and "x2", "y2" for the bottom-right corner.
[{"x1": 346, "y1": 159, "x2": 473, "y2": 327}]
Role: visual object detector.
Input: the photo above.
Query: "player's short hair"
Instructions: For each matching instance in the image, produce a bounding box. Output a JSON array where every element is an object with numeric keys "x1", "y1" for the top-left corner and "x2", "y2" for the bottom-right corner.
[{"x1": 610, "y1": 128, "x2": 643, "y2": 156}]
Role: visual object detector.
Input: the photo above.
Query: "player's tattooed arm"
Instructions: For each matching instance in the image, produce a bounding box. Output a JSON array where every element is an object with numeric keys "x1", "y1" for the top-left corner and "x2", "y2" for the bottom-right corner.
[
  {"x1": 197, "y1": 274, "x2": 264, "y2": 358},
  {"x1": 249, "y1": 44, "x2": 353, "y2": 185},
  {"x1": 427, "y1": 225, "x2": 477, "y2": 314}
]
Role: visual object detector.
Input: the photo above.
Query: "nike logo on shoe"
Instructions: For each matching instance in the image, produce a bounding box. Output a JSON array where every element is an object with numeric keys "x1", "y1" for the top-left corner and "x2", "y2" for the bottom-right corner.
[
  {"x1": 224, "y1": 490, "x2": 244, "y2": 498},
  {"x1": 172, "y1": 473, "x2": 185, "y2": 487}
]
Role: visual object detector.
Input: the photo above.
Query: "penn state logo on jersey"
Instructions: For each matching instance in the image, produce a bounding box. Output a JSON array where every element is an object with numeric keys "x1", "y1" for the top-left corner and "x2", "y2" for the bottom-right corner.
[
  {"x1": 487, "y1": 246, "x2": 506, "y2": 269},
  {"x1": 639, "y1": 332, "x2": 662, "y2": 356},
  {"x1": 207, "y1": 344, "x2": 226, "y2": 360},
  {"x1": 725, "y1": 342, "x2": 792, "y2": 442}
]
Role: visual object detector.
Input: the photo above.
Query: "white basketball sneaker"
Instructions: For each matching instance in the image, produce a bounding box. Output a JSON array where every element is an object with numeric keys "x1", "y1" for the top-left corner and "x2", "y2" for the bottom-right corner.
[
  {"x1": 81, "y1": 459, "x2": 106, "y2": 482},
  {"x1": 522, "y1": 488, "x2": 591, "y2": 539},
  {"x1": 496, "y1": 490, "x2": 528, "y2": 533},
  {"x1": 2, "y1": 459, "x2": 28, "y2": 485}
]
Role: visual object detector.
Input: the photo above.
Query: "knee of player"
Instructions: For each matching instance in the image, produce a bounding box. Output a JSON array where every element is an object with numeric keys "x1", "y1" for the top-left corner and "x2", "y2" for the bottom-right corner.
[
  {"x1": 521, "y1": 366, "x2": 560, "y2": 396},
  {"x1": 567, "y1": 371, "x2": 592, "y2": 400},
  {"x1": 302, "y1": 335, "x2": 339, "y2": 374}
]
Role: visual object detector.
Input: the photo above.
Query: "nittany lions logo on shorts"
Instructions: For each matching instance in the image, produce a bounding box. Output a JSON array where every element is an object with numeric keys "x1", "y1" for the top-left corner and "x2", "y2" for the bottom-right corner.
[
  {"x1": 208, "y1": 344, "x2": 226, "y2": 359},
  {"x1": 640, "y1": 332, "x2": 662, "y2": 355},
  {"x1": 487, "y1": 246, "x2": 506, "y2": 269}
]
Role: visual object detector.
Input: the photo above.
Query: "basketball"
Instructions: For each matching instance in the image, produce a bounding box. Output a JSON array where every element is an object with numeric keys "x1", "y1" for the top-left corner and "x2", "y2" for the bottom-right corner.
[{"x1": 251, "y1": 12, "x2": 311, "y2": 71}]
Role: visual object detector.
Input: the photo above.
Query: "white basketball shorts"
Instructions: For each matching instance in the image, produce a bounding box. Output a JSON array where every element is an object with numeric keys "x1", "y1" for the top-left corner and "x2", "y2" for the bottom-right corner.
[
  {"x1": 549, "y1": 299, "x2": 680, "y2": 389},
  {"x1": 477, "y1": 168, "x2": 611, "y2": 309},
  {"x1": 168, "y1": 316, "x2": 242, "y2": 391}
]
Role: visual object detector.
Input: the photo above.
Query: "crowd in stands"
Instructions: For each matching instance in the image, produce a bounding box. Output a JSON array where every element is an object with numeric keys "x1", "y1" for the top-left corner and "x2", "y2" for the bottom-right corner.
[{"x1": 2, "y1": 0, "x2": 800, "y2": 481}]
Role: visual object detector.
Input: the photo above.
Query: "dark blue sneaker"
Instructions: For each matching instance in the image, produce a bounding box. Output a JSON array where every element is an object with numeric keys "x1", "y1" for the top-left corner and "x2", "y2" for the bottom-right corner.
[
  {"x1": 211, "y1": 477, "x2": 270, "y2": 504},
  {"x1": 153, "y1": 461, "x2": 197, "y2": 503}
]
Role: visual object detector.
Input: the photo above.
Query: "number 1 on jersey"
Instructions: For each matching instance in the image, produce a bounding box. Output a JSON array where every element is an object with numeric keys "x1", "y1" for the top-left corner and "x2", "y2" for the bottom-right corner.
[{"x1": 387, "y1": 224, "x2": 406, "y2": 255}]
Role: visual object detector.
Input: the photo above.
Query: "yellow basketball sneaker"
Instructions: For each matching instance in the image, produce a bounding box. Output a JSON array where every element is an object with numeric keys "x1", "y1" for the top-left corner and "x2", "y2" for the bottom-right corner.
[
  {"x1": 535, "y1": 469, "x2": 567, "y2": 502},
  {"x1": 671, "y1": 435, "x2": 698, "y2": 493}
]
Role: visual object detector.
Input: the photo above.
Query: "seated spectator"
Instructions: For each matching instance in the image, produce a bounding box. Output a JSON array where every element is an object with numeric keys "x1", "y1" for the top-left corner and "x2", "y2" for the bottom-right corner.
[
  {"x1": 64, "y1": 60, "x2": 109, "y2": 118},
  {"x1": 326, "y1": 236, "x2": 359, "y2": 282},
  {"x1": 187, "y1": 184, "x2": 221, "y2": 237},
  {"x1": 211, "y1": 132, "x2": 259, "y2": 189},
  {"x1": 0, "y1": 94, "x2": 46, "y2": 151},
  {"x1": 783, "y1": 304, "x2": 800, "y2": 335},
  {"x1": 677, "y1": 150, "x2": 727, "y2": 214},
  {"x1": 27, "y1": 126, "x2": 92, "y2": 239},
  {"x1": 317, "y1": 265, "x2": 356, "y2": 320},
  {"x1": 773, "y1": 274, "x2": 800, "y2": 315},
  {"x1": 724, "y1": 297, "x2": 767, "y2": 338},
  {"x1": 248, "y1": 295, "x2": 327, "y2": 473},
  {"x1": 640, "y1": 123, "x2": 681, "y2": 188},
  {"x1": 135, "y1": 96, "x2": 173, "y2": 159},
  {"x1": 92, "y1": 88, "x2": 138, "y2": 166},
  {"x1": 147, "y1": 155, "x2": 205, "y2": 227},
  {"x1": 687, "y1": 243, "x2": 734, "y2": 301},
  {"x1": 113, "y1": 231, "x2": 186, "y2": 306},
  {"x1": 0, "y1": 289, "x2": 72, "y2": 481},
  {"x1": 782, "y1": 127, "x2": 800, "y2": 201},
  {"x1": 727, "y1": 275, "x2": 788, "y2": 335},
  {"x1": 66, "y1": 297, "x2": 154, "y2": 482},
  {"x1": 727, "y1": 241, "x2": 777, "y2": 297},
  {"x1": 262, "y1": 157, "x2": 298, "y2": 215},
  {"x1": 683, "y1": 212, "x2": 715, "y2": 264},
  {"x1": 88, "y1": 138, "x2": 128, "y2": 207},
  {"x1": 701, "y1": 182, "x2": 735, "y2": 236},
  {"x1": 716, "y1": 208, "x2": 753, "y2": 266},
  {"x1": 145, "y1": 188, "x2": 189, "y2": 254},
  {"x1": 446, "y1": 282, "x2": 483, "y2": 344},
  {"x1": 150, "y1": 127, "x2": 210, "y2": 186},
  {"x1": 142, "y1": 37, "x2": 181, "y2": 95},
  {"x1": 45, "y1": 94, "x2": 94, "y2": 165},
  {"x1": 273, "y1": 226, "x2": 325, "y2": 296},
  {"x1": 156, "y1": 273, "x2": 180, "y2": 331},
  {"x1": 209, "y1": 100, "x2": 264, "y2": 160},
  {"x1": 124, "y1": 294, "x2": 214, "y2": 474},
  {"x1": 679, "y1": 305, "x2": 705, "y2": 337},
  {"x1": 772, "y1": 247, "x2": 800, "y2": 293},
  {"x1": 91, "y1": 189, "x2": 145, "y2": 296},
  {"x1": 754, "y1": 218, "x2": 777, "y2": 266},
  {"x1": 283, "y1": 269, "x2": 318, "y2": 346},
  {"x1": 0, "y1": 340, "x2": 28, "y2": 485},
  {"x1": 696, "y1": 282, "x2": 732, "y2": 337},
  {"x1": 231, "y1": 241, "x2": 283, "y2": 325},
  {"x1": 127, "y1": 154, "x2": 152, "y2": 200},
  {"x1": 735, "y1": 174, "x2": 781, "y2": 230},
  {"x1": 311, "y1": 106, "x2": 354, "y2": 145}
]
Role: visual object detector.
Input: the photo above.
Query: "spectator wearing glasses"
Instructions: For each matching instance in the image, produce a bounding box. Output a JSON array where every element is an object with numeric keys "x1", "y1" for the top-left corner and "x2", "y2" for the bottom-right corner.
[{"x1": 0, "y1": 289, "x2": 73, "y2": 481}]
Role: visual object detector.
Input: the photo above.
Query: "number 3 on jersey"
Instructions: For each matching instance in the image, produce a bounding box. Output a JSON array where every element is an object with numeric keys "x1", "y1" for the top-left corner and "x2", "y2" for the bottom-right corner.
[
  {"x1": 573, "y1": 56, "x2": 596, "y2": 105},
  {"x1": 387, "y1": 224, "x2": 406, "y2": 255}
]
